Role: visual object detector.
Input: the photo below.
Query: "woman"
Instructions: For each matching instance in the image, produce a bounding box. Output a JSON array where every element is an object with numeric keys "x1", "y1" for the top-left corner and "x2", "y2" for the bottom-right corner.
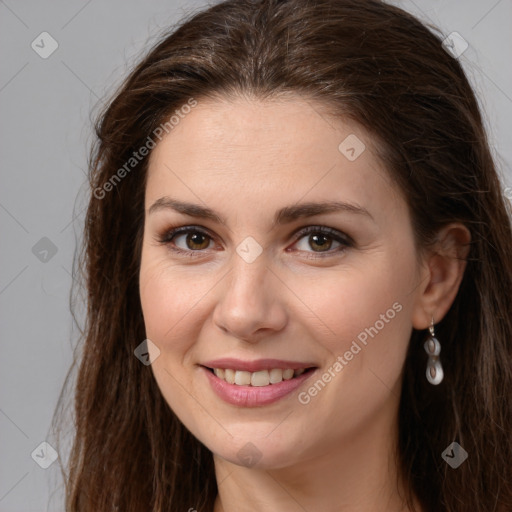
[{"x1": 52, "y1": 0, "x2": 512, "y2": 510}]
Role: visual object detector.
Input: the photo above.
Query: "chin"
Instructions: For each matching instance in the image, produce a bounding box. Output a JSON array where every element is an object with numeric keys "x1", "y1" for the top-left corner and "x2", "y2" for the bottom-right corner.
[{"x1": 209, "y1": 433, "x2": 303, "y2": 470}]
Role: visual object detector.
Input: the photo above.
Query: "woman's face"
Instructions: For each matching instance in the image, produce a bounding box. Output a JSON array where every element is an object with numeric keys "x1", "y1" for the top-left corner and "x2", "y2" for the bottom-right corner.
[{"x1": 139, "y1": 95, "x2": 425, "y2": 469}]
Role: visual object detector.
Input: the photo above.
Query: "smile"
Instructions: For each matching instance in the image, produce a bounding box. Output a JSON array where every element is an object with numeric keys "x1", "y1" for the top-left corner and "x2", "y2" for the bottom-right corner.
[
  {"x1": 200, "y1": 360, "x2": 318, "y2": 407},
  {"x1": 209, "y1": 367, "x2": 310, "y2": 386}
]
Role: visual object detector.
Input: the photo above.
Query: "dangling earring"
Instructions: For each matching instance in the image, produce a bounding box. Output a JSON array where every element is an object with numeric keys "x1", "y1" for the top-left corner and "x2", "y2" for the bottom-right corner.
[{"x1": 423, "y1": 317, "x2": 444, "y2": 385}]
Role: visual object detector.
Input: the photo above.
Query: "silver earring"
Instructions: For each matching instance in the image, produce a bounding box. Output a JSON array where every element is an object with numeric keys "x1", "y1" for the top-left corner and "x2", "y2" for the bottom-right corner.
[{"x1": 423, "y1": 317, "x2": 444, "y2": 385}]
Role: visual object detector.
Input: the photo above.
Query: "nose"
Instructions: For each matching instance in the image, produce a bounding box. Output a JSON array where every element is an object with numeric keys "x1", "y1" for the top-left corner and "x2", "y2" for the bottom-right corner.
[{"x1": 212, "y1": 251, "x2": 288, "y2": 343}]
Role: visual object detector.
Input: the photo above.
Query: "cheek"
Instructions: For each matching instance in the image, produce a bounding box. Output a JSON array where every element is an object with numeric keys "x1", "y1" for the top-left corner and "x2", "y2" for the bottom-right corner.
[
  {"x1": 304, "y1": 258, "x2": 414, "y2": 352},
  {"x1": 139, "y1": 262, "x2": 175, "y2": 343},
  {"x1": 139, "y1": 255, "x2": 208, "y2": 431},
  {"x1": 297, "y1": 252, "x2": 417, "y2": 424},
  {"x1": 139, "y1": 253, "x2": 210, "y2": 352},
  {"x1": 292, "y1": 257, "x2": 416, "y2": 443}
]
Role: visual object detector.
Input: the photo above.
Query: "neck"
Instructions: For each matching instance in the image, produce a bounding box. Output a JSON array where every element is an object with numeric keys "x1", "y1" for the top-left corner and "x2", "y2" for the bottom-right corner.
[{"x1": 212, "y1": 393, "x2": 421, "y2": 512}]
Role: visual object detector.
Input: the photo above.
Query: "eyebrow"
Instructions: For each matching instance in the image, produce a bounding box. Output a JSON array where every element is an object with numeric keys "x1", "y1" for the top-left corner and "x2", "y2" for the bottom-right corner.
[{"x1": 148, "y1": 196, "x2": 374, "y2": 227}]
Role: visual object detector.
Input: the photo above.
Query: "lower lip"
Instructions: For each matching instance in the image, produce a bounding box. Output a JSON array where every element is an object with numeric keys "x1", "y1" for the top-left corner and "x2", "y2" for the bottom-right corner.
[{"x1": 201, "y1": 366, "x2": 316, "y2": 407}]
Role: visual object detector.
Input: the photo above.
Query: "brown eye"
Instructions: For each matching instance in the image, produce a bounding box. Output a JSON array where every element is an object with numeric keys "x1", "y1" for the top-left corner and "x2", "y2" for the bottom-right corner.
[
  {"x1": 308, "y1": 233, "x2": 334, "y2": 252},
  {"x1": 157, "y1": 224, "x2": 352, "y2": 259},
  {"x1": 180, "y1": 231, "x2": 211, "y2": 250},
  {"x1": 292, "y1": 226, "x2": 352, "y2": 256},
  {"x1": 157, "y1": 226, "x2": 214, "y2": 255}
]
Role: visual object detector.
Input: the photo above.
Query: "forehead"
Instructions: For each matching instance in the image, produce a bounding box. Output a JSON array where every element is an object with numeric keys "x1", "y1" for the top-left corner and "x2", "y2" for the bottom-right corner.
[{"x1": 145, "y1": 95, "x2": 402, "y2": 225}]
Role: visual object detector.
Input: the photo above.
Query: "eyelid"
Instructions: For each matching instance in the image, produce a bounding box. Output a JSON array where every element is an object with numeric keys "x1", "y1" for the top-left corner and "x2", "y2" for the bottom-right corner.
[
  {"x1": 292, "y1": 225, "x2": 354, "y2": 245},
  {"x1": 156, "y1": 225, "x2": 213, "y2": 244},
  {"x1": 154, "y1": 225, "x2": 215, "y2": 257},
  {"x1": 155, "y1": 224, "x2": 353, "y2": 257}
]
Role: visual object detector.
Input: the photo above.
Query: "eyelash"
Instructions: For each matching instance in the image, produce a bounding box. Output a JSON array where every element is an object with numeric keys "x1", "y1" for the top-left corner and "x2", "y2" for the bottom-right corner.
[{"x1": 155, "y1": 225, "x2": 353, "y2": 260}]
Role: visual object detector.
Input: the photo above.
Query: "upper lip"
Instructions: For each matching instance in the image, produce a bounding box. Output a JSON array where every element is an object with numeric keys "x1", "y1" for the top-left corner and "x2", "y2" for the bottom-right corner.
[{"x1": 201, "y1": 358, "x2": 317, "y2": 372}]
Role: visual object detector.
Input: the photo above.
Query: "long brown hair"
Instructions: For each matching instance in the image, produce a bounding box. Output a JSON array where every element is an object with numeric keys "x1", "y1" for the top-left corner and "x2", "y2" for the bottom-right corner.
[{"x1": 51, "y1": 0, "x2": 512, "y2": 510}]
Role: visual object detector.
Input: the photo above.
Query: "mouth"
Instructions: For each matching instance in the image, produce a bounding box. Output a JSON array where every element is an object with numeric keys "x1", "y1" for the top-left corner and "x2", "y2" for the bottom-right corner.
[
  {"x1": 202, "y1": 366, "x2": 317, "y2": 387},
  {"x1": 200, "y1": 360, "x2": 319, "y2": 407}
]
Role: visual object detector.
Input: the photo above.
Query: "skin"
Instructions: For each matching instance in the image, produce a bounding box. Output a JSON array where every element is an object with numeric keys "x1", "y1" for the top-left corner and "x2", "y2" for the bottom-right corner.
[{"x1": 139, "y1": 94, "x2": 470, "y2": 512}]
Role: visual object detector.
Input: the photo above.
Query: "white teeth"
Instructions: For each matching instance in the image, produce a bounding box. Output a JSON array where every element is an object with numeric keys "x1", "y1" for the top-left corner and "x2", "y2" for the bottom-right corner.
[
  {"x1": 224, "y1": 368, "x2": 236, "y2": 384},
  {"x1": 269, "y1": 368, "x2": 283, "y2": 384},
  {"x1": 282, "y1": 368, "x2": 294, "y2": 380},
  {"x1": 234, "y1": 371, "x2": 251, "y2": 386},
  {"x1": 211, "y1": 367, "x2": 310, "y2": 386},
  {"x1": 251, "y1": 370, "x2": 270, "y2": 387},
  {"x1": 213, "y1": 368, "x2": 225, "y2": 379}
]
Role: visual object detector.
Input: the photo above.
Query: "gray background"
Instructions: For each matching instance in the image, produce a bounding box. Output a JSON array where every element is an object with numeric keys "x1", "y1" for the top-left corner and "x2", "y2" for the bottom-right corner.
[{"x1": 1, "y1": 1, "x2": 511, "y2": 510}]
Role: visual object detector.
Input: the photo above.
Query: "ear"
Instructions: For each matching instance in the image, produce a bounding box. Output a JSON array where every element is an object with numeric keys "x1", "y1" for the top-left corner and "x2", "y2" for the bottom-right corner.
[{"x1": 412, "y1": 223, "x2": 471, "y2": 330}]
